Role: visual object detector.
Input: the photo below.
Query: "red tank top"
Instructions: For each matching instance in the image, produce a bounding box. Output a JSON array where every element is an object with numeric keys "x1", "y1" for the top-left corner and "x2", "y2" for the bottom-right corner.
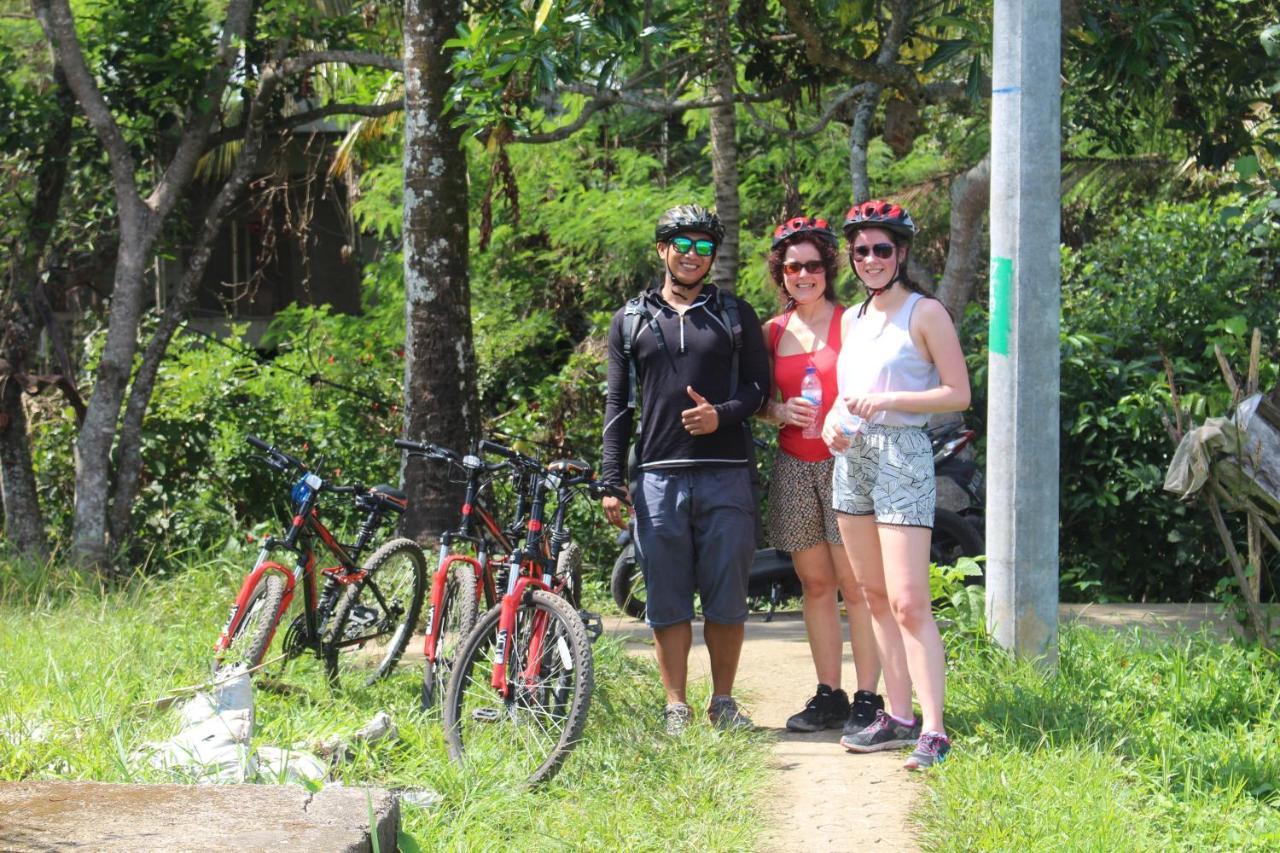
[{"x1": 771, "y1": 305, "x2": 844, "y2": 462}]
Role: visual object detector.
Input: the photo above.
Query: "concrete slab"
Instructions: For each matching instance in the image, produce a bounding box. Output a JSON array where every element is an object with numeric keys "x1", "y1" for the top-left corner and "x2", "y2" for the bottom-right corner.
[{"x1": 0, "y1": 781, "x2": 398, "y2": 852}]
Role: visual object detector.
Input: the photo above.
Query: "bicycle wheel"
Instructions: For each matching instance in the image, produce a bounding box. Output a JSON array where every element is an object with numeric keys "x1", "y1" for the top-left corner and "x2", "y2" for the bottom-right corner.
[
  {"x1": 325, "y1": 537, "x2": 427, "y2": 690},
  {"x1": 443, "y1": 589, "x2": 594, "y2": 785},
  {"x1": 555, "y1": 541, "x2": 584, "y2": 609},
  {"x1": 610, "y1": 543, "x2": 646, "y2": 620},
  {"x1": 421, "y1": 562, "x2": 478, "y2": 711},
  {"x1": 217, "y1": 572, "x2": 287, "y2": 673}
]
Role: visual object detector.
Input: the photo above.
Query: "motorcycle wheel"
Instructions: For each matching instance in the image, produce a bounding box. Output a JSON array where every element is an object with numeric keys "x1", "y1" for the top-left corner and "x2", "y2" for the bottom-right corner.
[
  {"x1": 930, "y1": 508, "x2": 984, "y2": 570},
  {"x1": 610, "y1": 543, "x2": 647, "y2": 620}
]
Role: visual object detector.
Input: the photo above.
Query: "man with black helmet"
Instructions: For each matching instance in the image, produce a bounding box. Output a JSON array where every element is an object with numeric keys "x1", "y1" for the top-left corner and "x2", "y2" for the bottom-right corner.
[{"x1": 601, "y1": 204, "x2": 770, "y2": 735}]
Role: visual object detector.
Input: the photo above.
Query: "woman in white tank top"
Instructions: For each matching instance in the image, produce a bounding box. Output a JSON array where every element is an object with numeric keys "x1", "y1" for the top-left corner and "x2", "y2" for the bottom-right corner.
[{"x1": 820, "y1": 200, "x2": 971, "y2": 770}]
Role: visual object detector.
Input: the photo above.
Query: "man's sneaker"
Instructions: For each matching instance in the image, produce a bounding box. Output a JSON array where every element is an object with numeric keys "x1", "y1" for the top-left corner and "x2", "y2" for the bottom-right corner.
[
  {"x1": 904, "y1": 731, "x2": 951, "y2": 770},
  {"x1": 707, "y1": 695, "x2": 755, "y2": 731},
  {"x1": 663, "y1": 702, "x2": 692, "y2": 737},
  {"x1": 840, "y1": 689, "x2": 885, "y2": 740},
  {"x1": 785, "y1": 684, "x2": 851, "y2": 732},
  {"x1": 840, "y1": 709, "x2": 921, "y2": 753}
]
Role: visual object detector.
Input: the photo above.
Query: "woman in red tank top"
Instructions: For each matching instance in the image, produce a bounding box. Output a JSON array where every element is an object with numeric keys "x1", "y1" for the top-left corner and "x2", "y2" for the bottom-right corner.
[{"x1": 757, "y1": 216, "x2": 883, "y2": 735}]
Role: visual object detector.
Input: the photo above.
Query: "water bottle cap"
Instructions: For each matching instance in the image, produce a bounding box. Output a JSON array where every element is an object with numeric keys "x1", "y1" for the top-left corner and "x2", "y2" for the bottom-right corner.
[{"x1": 804, "y1": 365, "x2": 816, "y2": 373}]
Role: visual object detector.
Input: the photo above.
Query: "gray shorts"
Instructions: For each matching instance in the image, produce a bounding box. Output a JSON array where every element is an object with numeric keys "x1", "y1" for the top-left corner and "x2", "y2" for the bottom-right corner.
[
  {"x1": 632, "y1": 467, "x2": 756, "y2": 628},
  {"x1": 832, "y1": 424, "x2": 935, "y2": 528},
  {"x1": 766, "y1": 452, "x2": 842, "y2": 552}
]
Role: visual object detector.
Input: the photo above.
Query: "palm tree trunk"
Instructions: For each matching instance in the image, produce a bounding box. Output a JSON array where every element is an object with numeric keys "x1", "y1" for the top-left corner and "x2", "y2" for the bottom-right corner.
[
  {"x1": 400, "y1": 0, "x2": 480, "y2": 539},
  {"x1": 708, "y1": 0, "x2": 740, "y2": 293}
]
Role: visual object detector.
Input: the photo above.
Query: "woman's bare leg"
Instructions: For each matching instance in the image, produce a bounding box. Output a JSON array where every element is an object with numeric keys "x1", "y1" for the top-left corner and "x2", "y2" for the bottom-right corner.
[
  {"x1": 877, "y1": 524, "x2": 945, "y2": 733},
  {"x1": 837, "y1": 513, "x2": 912, "y2": 719}
]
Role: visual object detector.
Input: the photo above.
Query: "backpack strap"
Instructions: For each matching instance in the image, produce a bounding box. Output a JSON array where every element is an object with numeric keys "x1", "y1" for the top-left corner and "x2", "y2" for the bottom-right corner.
[
  {"x1": 622, "y1": 295, "x2": 670, "y2": 410},
  {"x1": 716, "y1": 291, "x2": 743, "y2": 398}
]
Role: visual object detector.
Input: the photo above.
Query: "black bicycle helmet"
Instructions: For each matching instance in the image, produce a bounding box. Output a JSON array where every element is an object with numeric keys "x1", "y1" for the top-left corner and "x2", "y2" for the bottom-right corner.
[
  {"x1": 771, "y1": 215, "x2": 838, "y2": 249},
  {"x1": 842, "y1": 199, "x2": 916, "y2": 242},
  {"x1": 655, "y1": 204, "x2": 725, "y2": 244}
]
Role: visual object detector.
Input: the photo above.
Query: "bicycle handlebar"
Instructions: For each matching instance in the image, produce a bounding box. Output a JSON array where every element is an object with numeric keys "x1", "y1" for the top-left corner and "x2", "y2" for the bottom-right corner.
[
  {"x1": 246, "y1": 435, "x2": 307, "y2": 473},
  {"x1": 478, "y1": 439, "x2": 541, "y2": 471},
  {"x1": 394, "y1": 438, "x2": 459, "y2": 462}
]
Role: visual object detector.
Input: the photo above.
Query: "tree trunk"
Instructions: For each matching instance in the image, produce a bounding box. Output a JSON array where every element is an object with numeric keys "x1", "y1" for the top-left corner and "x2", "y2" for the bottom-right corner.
[
  {"x1": 708, "y1": 0, "x2": 740, "y2": 293},
  {"x1": 0, "y1": 377, "x2": 46, "y2": 557},
  {"x1": 848, "y1": 85, "x2": 881, "y2": 203},
  {"x1": 71, "y1": 212, "x2": 155, "y2": 568},
  {"x1": 400, "y1": 0, "x2": 480, "y2": 540},
  {"x1": 0, "y1": 62, "x2": 74, "y2": 559},
  {"x1": 935, "y1": 155, "x2": 991, "y2": 318}
]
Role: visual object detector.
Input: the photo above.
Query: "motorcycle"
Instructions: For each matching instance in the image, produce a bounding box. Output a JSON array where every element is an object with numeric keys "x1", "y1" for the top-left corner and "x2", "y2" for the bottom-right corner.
[{"x1": 610, "y1": 421, "x2": 986, "y2": 622}]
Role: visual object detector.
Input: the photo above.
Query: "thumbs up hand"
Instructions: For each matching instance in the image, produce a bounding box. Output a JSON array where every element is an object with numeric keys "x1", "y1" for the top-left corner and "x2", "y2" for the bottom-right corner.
[{"x1": 681, "y1": 386, "x2": 719, "y2": 436}]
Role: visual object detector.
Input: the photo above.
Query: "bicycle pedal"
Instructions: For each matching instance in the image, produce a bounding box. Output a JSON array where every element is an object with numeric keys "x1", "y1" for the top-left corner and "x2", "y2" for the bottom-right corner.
[
  {"x1": 578, "y1": 610, "x2": 604, "y2": 643},
  {"x1": 471, "y1": 707, "x2": 501, "y2": 724}
]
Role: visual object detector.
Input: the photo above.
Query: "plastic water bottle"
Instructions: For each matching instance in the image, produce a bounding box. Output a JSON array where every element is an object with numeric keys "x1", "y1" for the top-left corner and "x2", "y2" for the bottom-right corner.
[
  {"x1": 829, "y1": 400, "x2": 864, "y2": 456},
  {"x1": 800, "y1": 366, "x2": 822, "y2": 439}
]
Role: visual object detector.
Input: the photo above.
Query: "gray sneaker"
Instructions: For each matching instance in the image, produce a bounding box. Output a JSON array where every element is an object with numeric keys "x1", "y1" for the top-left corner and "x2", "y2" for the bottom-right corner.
[
  {"x1": 707, "y1": 695, "x2": 754, "y2": 731},
  {"x1": 840, "y1": 709, "x2": 921, "y2": 753},
  {"x1": 664, "y1": 702, "x2": 692, "y2": 736}
]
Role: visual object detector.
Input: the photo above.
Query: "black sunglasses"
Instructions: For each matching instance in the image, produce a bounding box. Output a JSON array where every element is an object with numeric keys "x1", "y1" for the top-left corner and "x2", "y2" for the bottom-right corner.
[{"x1": 851, "y1": 242, "x2": 896, "y2": 261}]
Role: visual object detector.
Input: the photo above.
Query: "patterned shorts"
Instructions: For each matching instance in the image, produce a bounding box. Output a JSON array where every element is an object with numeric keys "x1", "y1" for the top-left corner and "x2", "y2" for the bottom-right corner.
[
  {"x1": 831, "y1": 424, "x2": 935, "y2": 528},
  {"x1": 766, "y1": 452, "x2": 842, "y2": 552}
]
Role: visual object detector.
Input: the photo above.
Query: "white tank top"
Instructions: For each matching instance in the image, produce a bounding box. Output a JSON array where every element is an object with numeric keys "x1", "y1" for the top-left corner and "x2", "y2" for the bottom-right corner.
[{"x1": 836, "y1": 291, "x2": 939, "y2": 427}]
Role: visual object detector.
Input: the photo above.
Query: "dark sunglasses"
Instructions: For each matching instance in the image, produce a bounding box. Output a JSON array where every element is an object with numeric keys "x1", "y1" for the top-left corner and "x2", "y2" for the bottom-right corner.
[
  {"x1": 669, "y1": 236, "x2": 716, "y2": 257},
  {"x1": 851, "y1": 242, "x2": 896, "y2": 261},
  {"x1": 782, "y1": 260, "x2": 826, "y2": 275}
]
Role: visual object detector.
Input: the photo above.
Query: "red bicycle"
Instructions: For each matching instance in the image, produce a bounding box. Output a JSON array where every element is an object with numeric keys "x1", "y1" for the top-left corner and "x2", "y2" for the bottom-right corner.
[
  {"x1": 442, "y1": 452, "x2": 626, "y2": 784},
  {"x1": 214, "y1": 436, "x2": 427, "y2": 691},
  {"x1": 394, "y1": 438, "x2": 535, "y2": 710}
]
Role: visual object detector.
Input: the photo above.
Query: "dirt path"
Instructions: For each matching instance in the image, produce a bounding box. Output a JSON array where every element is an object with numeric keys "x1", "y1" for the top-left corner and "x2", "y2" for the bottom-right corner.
[
  {"x1": 604, "y1": 611, "x2": 920, "y2": 852},
  {"x1": 603, "y1": 602, "x2": 1252, "y2": 851}
]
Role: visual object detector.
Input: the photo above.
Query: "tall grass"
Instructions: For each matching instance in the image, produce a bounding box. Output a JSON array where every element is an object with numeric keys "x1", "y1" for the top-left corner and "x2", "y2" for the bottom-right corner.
[
  {"x1": 918, "y1": 626, "x2": 1280, "y2": 851},
  {"x1": 0, "y1": 552, "x2": 769, "y2": 849}
]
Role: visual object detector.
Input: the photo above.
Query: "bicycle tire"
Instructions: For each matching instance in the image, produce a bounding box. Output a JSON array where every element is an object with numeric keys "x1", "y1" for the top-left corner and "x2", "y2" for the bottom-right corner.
[
  {"x1": 218, "y1": 572, "x2": 287, "y2": 673},
  {"x1": 555, "y1": 541, "x2": 584, "y2": 609},
  {"x1": 609, "y1": 543, "x2": 646, "y2": 620},
  {"x1": 443, "y1": 589, "x2": 594, "y2": 785},
  {"x1": 421, "y1": 561, "x2": 478, "y2": 711},
  {"x1": 325, "y1": 537, "x2": 427, "y2": 690}
]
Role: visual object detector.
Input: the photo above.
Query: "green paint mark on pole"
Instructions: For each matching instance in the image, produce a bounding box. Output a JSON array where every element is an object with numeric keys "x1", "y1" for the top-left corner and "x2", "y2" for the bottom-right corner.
[{"x1": 990, "y1": 256, "x2": 1012, "y2": 356}]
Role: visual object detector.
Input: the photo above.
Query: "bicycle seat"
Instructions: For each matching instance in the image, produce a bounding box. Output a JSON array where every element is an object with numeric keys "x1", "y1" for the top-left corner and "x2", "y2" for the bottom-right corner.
[
  {"x1": 547, "y1": 459, "x2": 592, "y2": 477},
  {"x1": 365, "y1": 484, "x2": 408, "y2": 513}
]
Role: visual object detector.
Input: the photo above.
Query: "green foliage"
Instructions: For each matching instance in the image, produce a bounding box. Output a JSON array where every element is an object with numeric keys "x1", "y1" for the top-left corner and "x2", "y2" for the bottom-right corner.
[
  {"x1": 1066, "y1": 1, "x2": 1280, "y2": 166},
  {"x1": 919, "y1": 626, "x2": 1280, "y2": 850},
  {"x1": 965, "y1": 193, "x2": 1280, "y2": 602},
  {"x1": 931, "y1": 556, "x2": 985, "y2": 635}
]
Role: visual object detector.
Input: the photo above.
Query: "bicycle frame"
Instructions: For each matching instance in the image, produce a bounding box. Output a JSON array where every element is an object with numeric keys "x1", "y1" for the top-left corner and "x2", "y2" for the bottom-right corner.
[
  {"x1": 422, "y1": 450, "x2": 530, "y2": 666},
  {"x1": 215, "y1": 508, "x2": 370, "y2": 658},
  {"x1": 489, "y1": 469, "x2": 577, "y2": 697},
  {"x1": 215, "y1": 444, "x2": 405, "y2": 665}
]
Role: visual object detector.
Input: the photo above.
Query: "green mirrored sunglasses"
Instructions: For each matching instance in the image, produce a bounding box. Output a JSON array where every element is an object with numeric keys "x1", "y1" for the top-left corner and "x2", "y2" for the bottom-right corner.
[{"x1": 669, "y1": 236, "x2": 716, "y2": 257}]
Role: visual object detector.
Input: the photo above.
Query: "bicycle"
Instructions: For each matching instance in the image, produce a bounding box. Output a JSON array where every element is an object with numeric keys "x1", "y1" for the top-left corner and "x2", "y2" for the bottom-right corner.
[
  {"x1": 214, "y1": 435, "x2": 427, "y2": 691},
  {"x1": 394, "y1": 437, "x2": 535, "y2": 710},
  {"x1": 442, "y1": 452, "x2": 626, "y2": 785}
]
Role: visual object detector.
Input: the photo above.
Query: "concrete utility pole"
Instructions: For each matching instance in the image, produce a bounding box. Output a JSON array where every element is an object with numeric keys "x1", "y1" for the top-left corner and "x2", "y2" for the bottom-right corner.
[{"x1": 985, "y1": 0, "x2": 1062, "y2": 664}]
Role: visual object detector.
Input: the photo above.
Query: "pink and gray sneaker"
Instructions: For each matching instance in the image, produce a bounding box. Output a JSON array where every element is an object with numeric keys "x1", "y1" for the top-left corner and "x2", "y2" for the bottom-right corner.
[{"x1": 904, "y1": 731, "x2": 951, "y2": 770}]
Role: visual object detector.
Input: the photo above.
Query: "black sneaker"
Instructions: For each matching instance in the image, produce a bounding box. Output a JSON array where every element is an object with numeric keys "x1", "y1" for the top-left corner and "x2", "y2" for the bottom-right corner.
[
  {"x1": 840, "y1": 709, "x2": 921, "y2": 753},
  {"x1": 785, "y1": 684, "x2": 851, "y2": 732},
  {"x1": 840, "y1": 689, "x2": 885, "y2": 740}
]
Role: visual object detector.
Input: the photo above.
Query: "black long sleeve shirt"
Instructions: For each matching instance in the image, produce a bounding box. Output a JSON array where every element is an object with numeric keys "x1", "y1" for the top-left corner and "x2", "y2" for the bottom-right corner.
[{"x1": 601, "y1": 285, "x2": 770, "y2": 487}]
